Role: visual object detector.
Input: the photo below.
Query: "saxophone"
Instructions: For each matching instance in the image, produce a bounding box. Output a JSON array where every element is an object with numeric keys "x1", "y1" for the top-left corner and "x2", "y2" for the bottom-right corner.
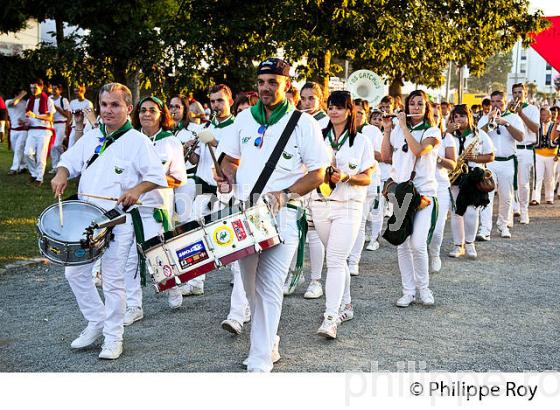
[{"x1": 448, "y1": 131, "x2": 480, "y2": 185}]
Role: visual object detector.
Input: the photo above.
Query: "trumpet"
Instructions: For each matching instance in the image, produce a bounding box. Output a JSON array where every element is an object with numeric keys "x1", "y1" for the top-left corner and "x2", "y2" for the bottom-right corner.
[
  {"x1": 487, "y1": 109, "x2": 500, "y2": 132},
  {"x1": 509, "y1": 97, "x2": 521, "y2": 112}
]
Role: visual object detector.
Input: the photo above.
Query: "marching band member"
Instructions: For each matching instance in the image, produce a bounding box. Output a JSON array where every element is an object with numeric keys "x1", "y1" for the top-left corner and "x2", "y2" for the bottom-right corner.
[
  {"x1": 448, "y1": 105, "x2": 494, "y2": 259},
  {"x1": 531, "y1": 107, "x2": 558, "y2": 205},
  {"x1": 6, "y1": 89, "x2": 28, "y2": 175},
  {"x1": 183, "y1": 84, "x2": 236, "y2": 296},
  {"x1": 122, "y1": 96, "x2": 188, "y2": 325},
  {"x1": 283, "y1": 81, "x2": 328, "y2": 298},
  {"x1": 51, "y1": 83, "x2": 167, "y2": 359},
  {"x1": 428, "y1": 103, "x2": 456, "y2": 273},
  {"x1": 478, "y1": 91, "x2": 524, "y2": 240},
  {"x1": 510, "y1": 83, "x2": 540, "y2": 224},
  {"x1": 24, "y1": 78, "x2": 55, "y2": 187},
  {"x1": 381, "y1": 90, "x2": 441, "y2": 307},
  {"x1": 311, "y1": 91, "x2": 375, "y2": 338},
  {"x1": 348, "y1": 98, "x2": 381, "y2": 277},
  {"x1": 68, "y1": 84, "x2": 94, "y2": 148},
  {"x1": 49, "y1": 84, "x2": 71, "y2": 173},
  {"x1": 216, "y1": 58, "x2": 330, "y2": 371}
]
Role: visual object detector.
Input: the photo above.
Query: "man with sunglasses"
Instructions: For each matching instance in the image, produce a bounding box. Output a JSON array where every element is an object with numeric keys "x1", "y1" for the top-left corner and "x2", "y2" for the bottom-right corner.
[
  {"x1": 477, "y1": 92, "x2": 524, "y2": 240},
  {"x1": 215, "y1": 58, "x2": 330, "y2": 372},
  {"x1": 51, "y1": 83, "x2": 167, "y2": 360}
]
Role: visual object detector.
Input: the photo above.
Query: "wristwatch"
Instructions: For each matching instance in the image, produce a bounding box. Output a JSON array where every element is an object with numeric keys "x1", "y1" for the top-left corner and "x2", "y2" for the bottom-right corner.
[{"x1": 504, "y1": 122, "x2": 510, "y2": 128}]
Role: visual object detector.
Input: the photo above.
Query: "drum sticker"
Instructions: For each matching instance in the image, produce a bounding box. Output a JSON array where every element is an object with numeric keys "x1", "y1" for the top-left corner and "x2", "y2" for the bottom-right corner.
[
  {"x1": 176, "y1": 240, "x2": 209, "y2": 270},
  {"x1": 248, "y1": 214, "x2": 270, "y2": 235},
  {"x1": 213, "y1": 225, "x2": 235, "y2": 247},
  {"x1": 74, "y1": 249, "x2": 86, "y2": 258},
  {"x1": 163, "y1": 265, "x2": 173, "y2": 278},
  {"x1": 231, "y1": 219, "x2": 247, "y2": 241}
]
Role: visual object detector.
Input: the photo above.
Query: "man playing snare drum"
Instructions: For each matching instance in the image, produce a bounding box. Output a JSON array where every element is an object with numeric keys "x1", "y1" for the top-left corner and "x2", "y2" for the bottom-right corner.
[
  {"x1": 51, "y1": 83, "x2": 167, "y2": 360},
  {"x1": 216, "y1": 58, "x2": 330, "y2": 372}
]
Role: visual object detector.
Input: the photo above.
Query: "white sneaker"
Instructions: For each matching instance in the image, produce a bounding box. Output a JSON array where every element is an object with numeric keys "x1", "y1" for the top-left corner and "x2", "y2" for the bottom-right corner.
[
  {"x1": 243, "y1": 335, "x2": 281, "y2": 367},
  {"x1": 366, "y1": 240, "x2": 380, "y2": 251},
  {"x1": 396, "y1": 294, "x2": 415, "y2": 307},
  {"x1": 430, "y1": 256, "x2": 442, "y2": 273},
  {"x1": 349, "y1": 265, "x2": 359, "y2": 276},
  {"x1": 337, "y1": 304, "x2": 354, "y2": 325},
  {"x1": 448, "y1": 245, "x2": 465, "y2": 258},
  {"x1": 499, "y1": 226, "x2": 511, "y2": 238},
  {"x1": 476, "y1": 233, "x2": 490, "y2": 242},
  {"x1": 70, "y1": 326, "x2": 103, "y2": 349},
  {"x1": 317, "y1": 315, "x2": 337, "y2": 339},
  {"x1": 418, "y1": 288, "x2": 435, "y2": 306},
  {"x1": 283, "y1": 272, "x2": 305, "y2": 295},
  {"x1": 180, "y1": 283, "x2": 204, "y2": 296},
  {"x1": 304, "y1": 280, "x2": 323, "y2": 299},
  {"x1": 221, "y1": 318, "x2": 243, "y2": 335},
  {"x1": 123, "y1": 306, "x2": 143, "y2": 326},
  {"x1": 519, "y1": 213, "x2": 529, "y2": 224},
  {"x1": 465, "y1": 242, "x2": 477, "y2": 259},
  {"x1": 99, "y1": 341, "x2": 123, "y2": 360},
  {"x1": 167, "y1": 287, "x2": 183, "y2": 309}
]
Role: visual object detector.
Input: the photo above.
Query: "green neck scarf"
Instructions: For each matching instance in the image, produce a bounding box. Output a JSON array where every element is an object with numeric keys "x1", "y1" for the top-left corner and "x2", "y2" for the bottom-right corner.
[
  {"x1": 143, "y1": 128, "x2": 174, "y2": 142},
  {"x1": 357, "y1": 123, "x2": 366, "y2": 133},
  {"x1": 461, "y1": 128, "x2": 472, "y2": 138},
  {"x1": 313, "y1": 110, "x2": 327, "y2": 121},
  {"x1": 407, "y1": 121, "x2": 430, "y2": 132},
  {"x1": 501, "y1": 110, "x2": 512, "y2": 117},
  {"x1": 212, "y1": 114, "x2": 235, "y2": 129},
  {"x1": 174, "y1": 120, "x2": 185, "y2": 132},
  {"x1": 250, "y1": 99, "x2": 293, "y2": 126},
  {"x1": 327, "y1": 128, "x2": 349, "y2": 151},
  {"x1": 98, "y1": 120, "x2": 133, "y2": 154}
]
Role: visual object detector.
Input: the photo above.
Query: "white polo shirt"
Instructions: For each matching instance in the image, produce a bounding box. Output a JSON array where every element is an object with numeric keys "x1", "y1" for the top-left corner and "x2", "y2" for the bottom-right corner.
[
  {"x1": 313, "y1": 110, "x2": 330, "y2": 129},
  {"x1": 310, "y1": 131, "x2": 376, "y2": 202},
  {"x1": 176, "y1": 122, "x2": 202, "y2": 171},
  {"x1": 52, "y1": 96, "x2": 70, "y2": 122},
  {"x1": 6, "y1": 99, "x2": 27, "y2": 128},
  {"x1": 478, "y1": 112, "x2": 523, "y2": 157},
  {"x1": 389, "y1": 123, "x2": 441, "y2": 196},
  {"x1": 359, "y1": 124, "x2": 382, "y2": 189},
  {"x1": 69, "y1": 98, "x2": 94, "y2": 127},
  {"x1": 196, "y1": 116, "x2": 235, "y2": 186},
  {"x1": 218, "y1": 108, "x2": 330, "y2": 202}
]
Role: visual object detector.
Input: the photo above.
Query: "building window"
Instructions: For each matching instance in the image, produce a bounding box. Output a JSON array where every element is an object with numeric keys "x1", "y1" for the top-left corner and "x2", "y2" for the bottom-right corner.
[
  {"x1": 546, "y1": 63, "x2": 552, "y2": 71},
  {"x1": 521, "y1": 55, "x2": 527, "y2": 61},
  {"x1": 545, "y1": 74, "x2": 552, "y2": 86},
  {"x1": 520, "y1": 63, "x2": 527, "y2": 74}
]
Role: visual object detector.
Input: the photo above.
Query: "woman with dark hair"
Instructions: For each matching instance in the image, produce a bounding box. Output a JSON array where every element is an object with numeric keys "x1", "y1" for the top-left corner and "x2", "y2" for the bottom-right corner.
[
  {"x1": 310, "y1": 91, "x2": 376, "y2": 339},
  {"x1": 283, "y1": 81, "x2": 329, "y2": 299},
  {"x1": 447, "y1": 104, "x2": 494, "y2": 260},
  {"x1": 168, "y1": 94, "x2": 192, "y2": 133},
  {"x1": 124, "y1": 96, "x2": 188, "y2": 320},
  {"x1": 232, "y1": 93, "x2": 257, "y2": 115},
  {"x1": 427, "y1": 102, "x2": 457, "y2": 273},
  {"x1": 381, "y1": 90, "x2": 441, "y2": 308}
]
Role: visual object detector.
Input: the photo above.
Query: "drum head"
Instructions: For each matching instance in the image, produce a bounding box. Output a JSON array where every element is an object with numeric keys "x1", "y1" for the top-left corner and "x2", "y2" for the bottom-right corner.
[{"x1": 39, "y1": 201, "x2": 105, "y2": 242}]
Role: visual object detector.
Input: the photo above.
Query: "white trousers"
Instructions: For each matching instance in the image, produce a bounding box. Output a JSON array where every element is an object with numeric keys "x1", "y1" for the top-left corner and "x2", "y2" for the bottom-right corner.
[
  {"x1": 9, "y1": 130, "x2": 27, "y2": 171},
  {"x1": 68, "y1": 127, "x2": 78, "y2": 148},
  {"x1": 514, "y1": 149, "x2": 534, "y2": 216},
  {"x1": 65, "y1": 221, "x2": 135, "y2": 343},
  {"x1": 368, "y1": 189, "x2": 385, "y2": 242},
  {"x1": 311, "y1": 200, "x2": 362, "y2": 317},
  {"x1": 50, "y1": 123, "x2": 67, "y2": 169},
  {"x1": 24, "y1": 129, "x2": 51, "y2": 181},
  {"x1": 479, "y1": 159, "x2": 515, "y2": 234},
  {"x1": 124, "y1": 209, "x2": 168, "y2": 309},
  {"x1": 239, "y1": 206, "x2": 299, "y2": 372},
  {"x1": 450, "y1": 186, "x2": 479, "y2": 245},
  {"x1": 289, "y1": 204, "x2": 325, "y2": 280},
  {"x1": 428, "y1": 187, "x2": 451, "y2": 259},
  {"x1": 532, "y1": 154, "x2": 557, "y2": 203},
  {"x1": 227, "y1": 261, "x2": 249, "y2": 323},
  {"x1": 174, "y1": 178, "x2": 196, "y2": 223},
  {"x1": 348, "y1": 193, "x2": 377, "y2": 269},
  {"x1": 397, "y1": 200, "x2": 435, "y2": 296}
]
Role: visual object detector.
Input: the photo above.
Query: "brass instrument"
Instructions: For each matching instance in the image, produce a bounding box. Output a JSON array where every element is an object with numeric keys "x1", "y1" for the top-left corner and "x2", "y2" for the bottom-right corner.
[
  {"x1": 487, "y1": 109, "x2": 500, "y2": 132},
  {"x1": 183, "y1": 113, "x2": 216, "y2": 161},
  {"x1": 448, "y1": 131, "x2": 481, "y2": 185},
  {"x1": 509, "y1": 97, "x2": 521, "y2": 112}
]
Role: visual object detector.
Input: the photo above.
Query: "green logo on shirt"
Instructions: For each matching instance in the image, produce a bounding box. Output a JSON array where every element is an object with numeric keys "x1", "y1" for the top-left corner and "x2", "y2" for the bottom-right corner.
[
  {"x1": 282, "y1": 151, "x2": 293, "y2": 160},
  {"x1": 349, "y1": 163, "x2": 357, "y2": 170},
  {"x1": 114, "y1": 166, "x2": 124, "y2": 174},
  {"x1": 242, "y1": 136, "x2": 251, "y2": 144}
]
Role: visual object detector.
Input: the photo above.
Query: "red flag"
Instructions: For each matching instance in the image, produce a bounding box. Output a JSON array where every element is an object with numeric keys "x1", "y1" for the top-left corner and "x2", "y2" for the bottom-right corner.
[{"x1": 530, "y1": 16, "x2": 560, "y2": 72}]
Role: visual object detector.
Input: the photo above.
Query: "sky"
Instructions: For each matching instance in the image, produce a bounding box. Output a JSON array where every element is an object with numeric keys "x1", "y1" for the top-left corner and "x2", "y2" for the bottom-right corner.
[{"x1": 529, "y1": 0, "x2": 560, "y2": 16}]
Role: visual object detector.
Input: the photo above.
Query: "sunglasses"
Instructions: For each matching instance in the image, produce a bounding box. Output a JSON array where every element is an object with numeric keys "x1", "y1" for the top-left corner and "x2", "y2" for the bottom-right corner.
[
  {"x1": 95, "y1": 137, "x2": 107, "y2": 154},
  {"x1": 254, "y1": 125, "x2": 268, "y2": 148}
]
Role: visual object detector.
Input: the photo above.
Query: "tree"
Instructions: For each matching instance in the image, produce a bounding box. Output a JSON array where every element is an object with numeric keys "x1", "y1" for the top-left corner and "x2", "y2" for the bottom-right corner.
[{"x1": 467, "y1": 51, "x2": 513, "y2": 93}]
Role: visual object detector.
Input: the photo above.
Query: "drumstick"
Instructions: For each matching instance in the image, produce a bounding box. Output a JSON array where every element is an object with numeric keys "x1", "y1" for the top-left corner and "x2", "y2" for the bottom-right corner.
[
  {"x1": 79, "y1": 193, "x2": 143, "y2": 205},
  {"x1": 57, "y1": 195, "x2": 64, "y2": 228}
]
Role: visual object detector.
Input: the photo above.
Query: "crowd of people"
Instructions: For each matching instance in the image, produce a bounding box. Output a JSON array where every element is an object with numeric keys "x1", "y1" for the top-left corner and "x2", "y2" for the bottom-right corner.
[{"x1": 1, "y1": 59, "x2": 559, "y2": 371}]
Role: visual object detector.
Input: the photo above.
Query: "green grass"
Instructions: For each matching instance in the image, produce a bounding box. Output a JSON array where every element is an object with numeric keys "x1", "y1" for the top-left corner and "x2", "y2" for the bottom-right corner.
[{"x1": 0, "y1": 142, "x2": 77, "y2": 265}]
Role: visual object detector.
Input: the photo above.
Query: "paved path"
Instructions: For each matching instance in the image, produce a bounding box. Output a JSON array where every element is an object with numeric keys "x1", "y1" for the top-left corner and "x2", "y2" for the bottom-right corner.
[{"x1": 1, "y1": 201, "x2": 558, "y2": 372}]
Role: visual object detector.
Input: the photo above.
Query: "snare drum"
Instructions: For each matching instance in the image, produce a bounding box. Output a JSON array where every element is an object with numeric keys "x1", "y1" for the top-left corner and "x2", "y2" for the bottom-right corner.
[
  {"x1": 141, "y1": 202, "x2": 282, "y2": 292},
  {"x1": 37, "y1": 200, "x2": 111, "y2": 266}
]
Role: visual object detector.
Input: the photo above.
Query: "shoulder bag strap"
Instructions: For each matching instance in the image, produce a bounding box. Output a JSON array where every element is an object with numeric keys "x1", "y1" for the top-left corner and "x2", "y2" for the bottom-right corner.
[{"x1": 248, "y1": 110, "x2": 302, "y2": 204}]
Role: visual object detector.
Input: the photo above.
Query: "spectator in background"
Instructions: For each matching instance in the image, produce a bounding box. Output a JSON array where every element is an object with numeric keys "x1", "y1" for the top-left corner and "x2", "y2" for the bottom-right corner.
[
  {"x1": 187, "y1": 91, "x2": 206, "y2": 124},
  {"x1": 286, "y1": 85, "x2": 300, "y2": 109}
]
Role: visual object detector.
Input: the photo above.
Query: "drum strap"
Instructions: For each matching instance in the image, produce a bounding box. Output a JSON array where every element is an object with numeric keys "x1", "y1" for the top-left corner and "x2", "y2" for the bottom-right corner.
[{"x1": 248, "y1": 110, "x2": 302, "y2": 205}]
